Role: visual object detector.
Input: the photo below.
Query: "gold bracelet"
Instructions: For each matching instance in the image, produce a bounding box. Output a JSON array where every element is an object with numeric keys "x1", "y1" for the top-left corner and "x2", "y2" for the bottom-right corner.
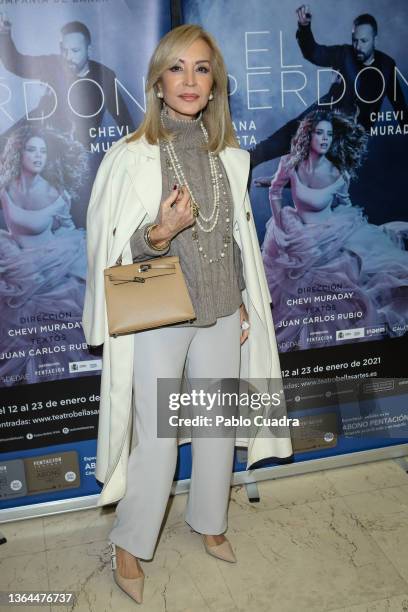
[{"x1": 144, "y1": 223, "x2": 170, "y2": 251}]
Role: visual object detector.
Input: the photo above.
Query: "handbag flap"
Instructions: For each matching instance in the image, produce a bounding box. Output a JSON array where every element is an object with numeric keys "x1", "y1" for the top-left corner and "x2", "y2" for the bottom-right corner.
[{"x1": 104, "y1": 257, "x2": 179, "y2": 284}]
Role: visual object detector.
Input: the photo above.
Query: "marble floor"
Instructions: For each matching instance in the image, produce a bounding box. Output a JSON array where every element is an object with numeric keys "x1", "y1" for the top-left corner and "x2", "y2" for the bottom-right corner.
[{"x1": 1, "y1": 458, "x2": 408, "y2": 612}]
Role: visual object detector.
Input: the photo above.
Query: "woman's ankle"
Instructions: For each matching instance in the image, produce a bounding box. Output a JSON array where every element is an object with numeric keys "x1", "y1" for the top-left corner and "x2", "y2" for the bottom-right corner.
[
  {"x1": 203, "y1": 534, "x2": 226, "y2": 546},
  {"x1": 115, "y1": 545, "x2": 144, "y2": 578}
]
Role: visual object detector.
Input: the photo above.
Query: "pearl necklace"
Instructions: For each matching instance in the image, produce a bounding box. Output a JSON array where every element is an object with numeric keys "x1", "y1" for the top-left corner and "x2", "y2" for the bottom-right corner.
[{"x1": 161, "y1": 109, "x2": 231, "y2": 265}]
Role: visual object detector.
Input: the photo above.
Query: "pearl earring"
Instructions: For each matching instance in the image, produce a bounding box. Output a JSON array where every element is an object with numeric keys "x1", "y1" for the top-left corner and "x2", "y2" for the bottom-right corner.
[
  {"x1": 157, "y1": 90, "x2": 163, "y2": 99},
  {"x1": 209, "y1": 92, "x2": 214, "y2": 100}
]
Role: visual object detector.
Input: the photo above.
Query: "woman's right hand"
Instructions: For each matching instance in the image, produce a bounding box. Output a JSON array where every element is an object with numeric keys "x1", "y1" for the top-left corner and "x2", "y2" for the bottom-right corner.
[{"x1": 149, "y1": 185, "x2": 195, "y2": 246}]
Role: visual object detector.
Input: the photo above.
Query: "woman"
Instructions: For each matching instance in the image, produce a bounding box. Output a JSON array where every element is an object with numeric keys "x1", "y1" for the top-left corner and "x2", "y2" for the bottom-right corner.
[
  {"x1": 0, "y1": 125, "x2": 88, "y2": 385},
  {"x1": 83, "y1": 24, "x2": 293, "y2": 604},
  {"x1": 261, "y1": 110, "x2": 408, "y2": 352}
]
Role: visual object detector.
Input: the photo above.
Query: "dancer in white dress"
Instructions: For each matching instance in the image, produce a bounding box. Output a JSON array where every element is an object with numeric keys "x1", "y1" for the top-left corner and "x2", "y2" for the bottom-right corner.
[
  {"x1": 0, "y1": 125, "x2": 89, "y2": 385},
  {"x1": 261, "y1": 110, "x2": 408, "y2": 351}
]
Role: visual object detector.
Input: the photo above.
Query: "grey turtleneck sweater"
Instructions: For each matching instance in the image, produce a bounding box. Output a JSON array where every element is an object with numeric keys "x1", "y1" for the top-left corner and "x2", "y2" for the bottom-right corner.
[{"x1": 129, "y1": 111, "x2": 245, "y2": 327}]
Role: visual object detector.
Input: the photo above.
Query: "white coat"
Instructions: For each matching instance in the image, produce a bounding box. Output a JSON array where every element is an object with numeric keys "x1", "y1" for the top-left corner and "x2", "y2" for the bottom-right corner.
[{"x1": 82, "y1": 134, "x2": 293, "y2": 506}]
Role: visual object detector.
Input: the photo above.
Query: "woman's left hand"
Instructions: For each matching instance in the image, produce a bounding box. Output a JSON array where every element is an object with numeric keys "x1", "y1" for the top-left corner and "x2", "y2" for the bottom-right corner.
[{"x1": 239, "y1": 302, "x2": 249, "y2": 345}]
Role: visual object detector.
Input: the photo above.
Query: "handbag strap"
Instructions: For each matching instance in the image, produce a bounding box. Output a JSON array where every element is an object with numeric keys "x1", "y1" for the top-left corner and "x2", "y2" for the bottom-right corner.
[
  {"x1": 108, "y1": 262, "x2": 176, "y2": 285},
  {"x1": 109, "y1": 277, "x2": 145, "y2": 285},
  {"x1": 138, "y1": 263, "x2": 176, "y2": 270}
]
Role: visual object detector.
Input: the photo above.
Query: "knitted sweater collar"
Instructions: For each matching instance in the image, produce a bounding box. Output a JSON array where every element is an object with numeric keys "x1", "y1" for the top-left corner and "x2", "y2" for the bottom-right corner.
[{"x1": 160, "y1": 107, "x2": 205, "y2": 145}]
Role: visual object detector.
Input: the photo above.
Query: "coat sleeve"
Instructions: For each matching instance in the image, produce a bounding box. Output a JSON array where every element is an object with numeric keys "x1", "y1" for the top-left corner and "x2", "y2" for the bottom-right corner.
[{"x1": 243, "y1": 189, "x2": 273, "y2": 306}]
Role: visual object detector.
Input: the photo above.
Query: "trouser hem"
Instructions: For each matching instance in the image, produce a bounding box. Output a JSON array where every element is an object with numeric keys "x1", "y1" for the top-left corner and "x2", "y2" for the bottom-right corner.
[
  {"x1": 184, "y1": 516, "x2": 228, "y2": 536},
  {"x1": 109, "y1": 534, "x2": 155, "y2": 562}
]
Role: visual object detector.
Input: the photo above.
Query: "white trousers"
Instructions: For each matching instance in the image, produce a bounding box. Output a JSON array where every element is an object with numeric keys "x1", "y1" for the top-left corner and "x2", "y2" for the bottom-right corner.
[{"x1": 109, "y1": 309, "x2": 241, "y2": 559}]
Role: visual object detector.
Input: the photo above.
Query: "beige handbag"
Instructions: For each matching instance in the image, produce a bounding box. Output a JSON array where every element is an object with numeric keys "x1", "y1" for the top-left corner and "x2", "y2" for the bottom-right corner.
[{"x1": 104, "y1": 256, "x2": 196, "y2": 337}]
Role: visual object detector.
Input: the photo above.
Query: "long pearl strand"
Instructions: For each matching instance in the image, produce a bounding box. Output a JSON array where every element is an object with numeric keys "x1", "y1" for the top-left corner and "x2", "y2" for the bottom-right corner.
[{"x1": 161, "y1": 109, "x2": 231, "y2": 265}]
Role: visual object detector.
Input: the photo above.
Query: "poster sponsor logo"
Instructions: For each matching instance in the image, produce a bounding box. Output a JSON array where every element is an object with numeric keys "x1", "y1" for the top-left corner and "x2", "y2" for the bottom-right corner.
[
  {"x1": 0, "y1": 460, "x2": 27, "y2": 499},
  {"x1": 365, "y1": 326, "x2": 386, "y2": 337},
  {"x1": 25, "y1": 451, "x2": 80, "y2": 493},
  {"x1": 307, "y1": 331, "x2": 333, "y2": 344},
  {"x1": 69, "y1": 360, "x2": 102, "y2": 373},
  {"x1": 10, "y1": 480, "x2": 23, "y2": 491},
  {"x1": 336, "y1": 328, "x2": 365, "y2": 341},
  {"x1": 392, "y1": 324, "x2": 408, "y2": 333}
]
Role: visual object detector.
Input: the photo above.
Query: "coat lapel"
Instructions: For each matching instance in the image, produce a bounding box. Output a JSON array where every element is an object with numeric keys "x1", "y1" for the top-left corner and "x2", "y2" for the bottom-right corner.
[
  {"x1": 108, "y1": 139, "x2": 162, "y2": 264},
  {"x1": 125, "y1": 138, "x2": 163, "y2": 222}
]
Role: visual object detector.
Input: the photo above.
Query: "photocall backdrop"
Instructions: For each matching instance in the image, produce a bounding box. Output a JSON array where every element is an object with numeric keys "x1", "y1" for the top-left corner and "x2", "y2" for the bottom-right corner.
[
  {"x1": 0, "y1": 0, "x2": 171, "y2": 512},
  {"x1": 181, "y1": 0, "x2": 408, "y2": 457},
  {"x1": 1, "y1": 0, "x2": 407, "y2": 516}
]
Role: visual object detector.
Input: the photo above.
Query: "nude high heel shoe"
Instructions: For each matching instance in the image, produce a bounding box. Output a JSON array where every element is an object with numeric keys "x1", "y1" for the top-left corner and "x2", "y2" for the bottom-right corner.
[
  {"x1": 203, "y1": 536, "x2": 237, "y2": 563},
  {"x1": 190, "y1": 529, "x2": 237, "y2": 563},
  {"x1": 110, "y1": 542, "x2": 144, "y2": 604}
]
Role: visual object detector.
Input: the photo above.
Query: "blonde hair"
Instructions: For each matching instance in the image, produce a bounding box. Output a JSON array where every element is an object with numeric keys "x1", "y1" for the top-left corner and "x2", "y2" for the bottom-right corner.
[{"x1": 127, "y1": 24, "x2": 239, "y2": 154}]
